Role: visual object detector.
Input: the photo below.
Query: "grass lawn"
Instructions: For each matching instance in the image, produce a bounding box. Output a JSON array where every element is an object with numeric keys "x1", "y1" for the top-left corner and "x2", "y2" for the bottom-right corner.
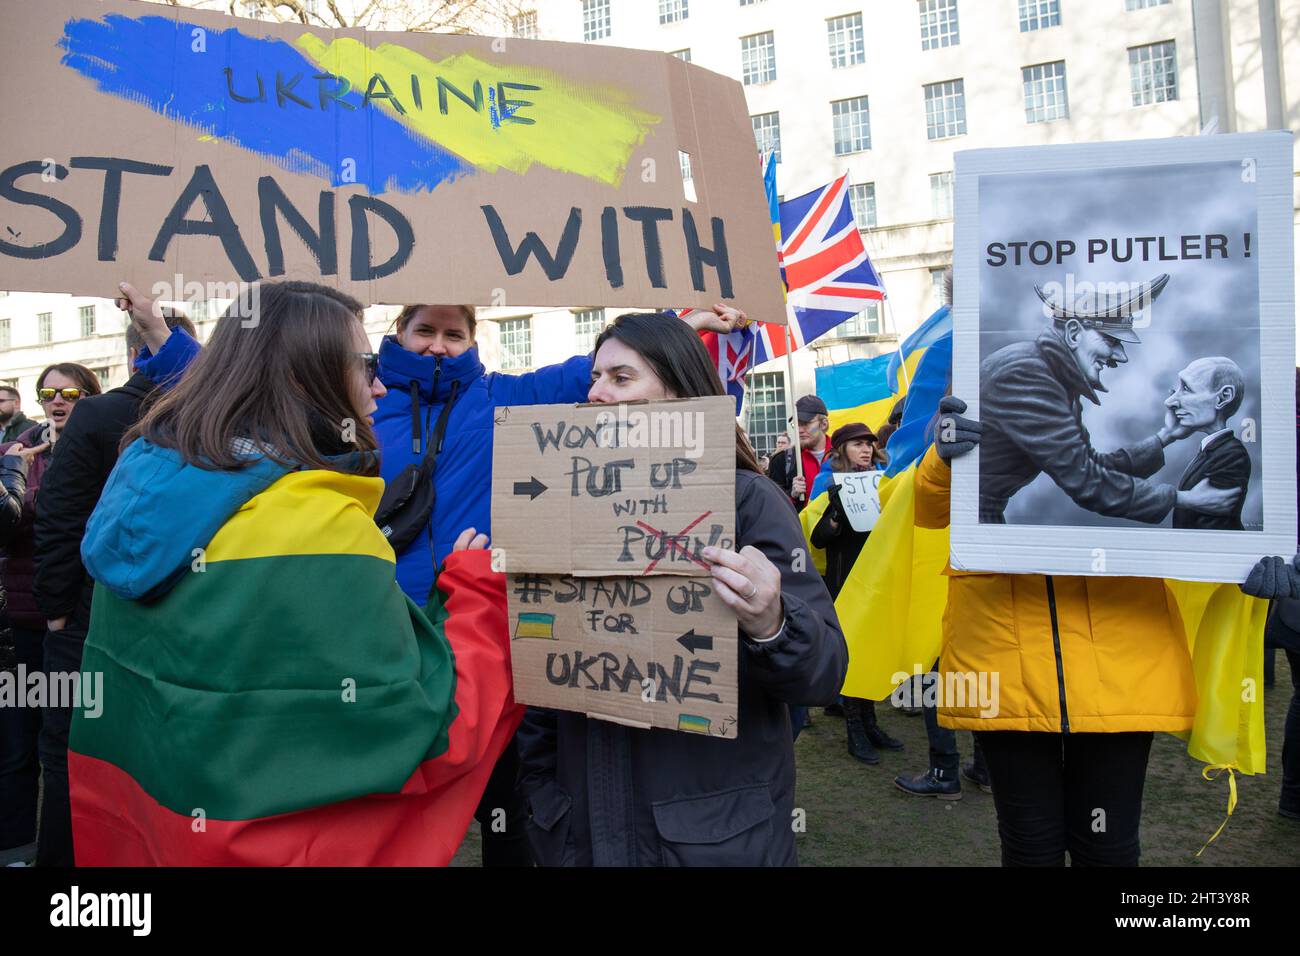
[{"x1": 454, "y1": 653, "x2": 1298, "y2": 866}]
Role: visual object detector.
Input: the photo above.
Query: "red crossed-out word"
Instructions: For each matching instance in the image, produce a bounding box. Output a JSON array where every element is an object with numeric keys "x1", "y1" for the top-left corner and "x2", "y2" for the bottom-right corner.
[{"x1": 635, "y1": 511, "x2": 713, "y2": 574}]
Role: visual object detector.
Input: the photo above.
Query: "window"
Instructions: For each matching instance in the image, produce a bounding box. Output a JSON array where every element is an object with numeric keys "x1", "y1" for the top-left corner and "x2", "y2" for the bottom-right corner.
[
  {"x1": 1126, "y1": 0, "x2": 1170, "y2": 9},
  {"x1": 38, "y1": 312, "x2": 53, "y2": 344},
  {"x1": 670, "y1": 49, "x2": 692, "y2": 62},
  {"x1": 741, "y1": 32, "x2": 776, "y2": 85},
  {"x1": 79, "y1": 304, "x2": 96, "y2": 338},
  {"x1": 931, "y1": 267, "x2": 949, "y2": 306},
  {"x1": 1023, "y1": 61, "x2": 1068, "y2": 122},
  {"x1": 0, "y1": 319, "x2": 9, "y2": 350},
  {"x1": 739, "y1": 0, "x2": 765, "y2": 5},
  {"x1": 751, "y1": 112, "x2": 781, "y2": 163},
  {"x1": 924, "y1": 79, "x2": 966, "y2": 139},
  {"x1": 240, "y1": 0, "x2": 267, "y2": 19},
  {"x1": 93, "y1": 367, "x2": 111, "y2": 389},
  {"x1": 930, "y1": 172, "x2": 954, "y2": 219},
  {"x1": 511, "y1": 11, "x2": 538, "y2": 38},
  {"x1": 745, "y1": 371, "x2": 788, "y2": 456},
  {"x1": 573, "y1": 309, "x2": 606, "y2": 354},
  {"x1": 659, "y1": 0, "x2": 688, "y2": 24},
  {"x1": 1129, "y1": 41, "x2": 1178, "y2": 105},
  {"x1": 831, "y1": 96, "x2": 871, "y2": 155},
  {"x1": 1018, "y1": 0, "x2": 1060, "y2": 31},
  {"x1": 582, "y1": 0, "x2": 610, "y2": 41},
  {"x1": 827, "y1": 14, "x2": 865, "y2": 69},
  {"x1": 849, "y1": 183, "x2": 877, "y2": 230},
  {"x1": 189, "y1": 299, "x2": 215, "y2": 323},
  {"x1": 918, "y1": 0, "x2": 959, "y2": 50},
  {"x1": 498, "y1": 318, "x2": 532, "y2": 370},
  {"x1": 832, "y1": 302, "x2": 882, "y2": 338}
]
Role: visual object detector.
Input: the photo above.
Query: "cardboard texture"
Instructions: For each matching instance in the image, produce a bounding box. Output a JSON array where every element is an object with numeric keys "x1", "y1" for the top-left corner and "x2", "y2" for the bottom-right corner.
[
  {"x1": 0, "y1": 0, "x2": 786, "y2": 317},
  {"x1": 832, "y1": 472, "x2": 883, "y2": 533},
  {"x1": 951, "y1": 132, "x2": 1296, "y2": 581},
  {"x1": 494, "y1": 396, "x2": 739, "y2": 733},
  {"x1": 506, "y1": 572, "x2": 739, "y2": 738},
  {"x1": 491, "y1": 396, "x2": 736, "y2": 576}
]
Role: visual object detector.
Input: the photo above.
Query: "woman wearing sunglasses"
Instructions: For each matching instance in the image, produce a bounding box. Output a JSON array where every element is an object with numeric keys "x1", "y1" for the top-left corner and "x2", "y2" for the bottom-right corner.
[
  {"x1": 0, "y1": 363, "x2": 99, "y2": 861},
  {"x1": 67, "y1": 281, "x2": 522, "y2": 865},
  {"x1": 1, "y1": 364, "x2": 100, "y2": 657}
]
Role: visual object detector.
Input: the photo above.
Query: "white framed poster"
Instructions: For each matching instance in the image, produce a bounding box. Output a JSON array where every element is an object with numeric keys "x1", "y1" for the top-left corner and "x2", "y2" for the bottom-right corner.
[{"x1": 951, "y1": 131, "x2": 1295, "y2": 582}]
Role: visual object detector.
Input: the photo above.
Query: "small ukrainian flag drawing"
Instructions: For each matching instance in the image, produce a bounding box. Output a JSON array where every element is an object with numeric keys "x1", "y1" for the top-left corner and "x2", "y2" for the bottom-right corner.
[
  {"x1": 677, "y1": 714, "x2": 711, "y2": 734},
  {"x1": 514, "y1": 612, "x2": 557, "y2": 640}
]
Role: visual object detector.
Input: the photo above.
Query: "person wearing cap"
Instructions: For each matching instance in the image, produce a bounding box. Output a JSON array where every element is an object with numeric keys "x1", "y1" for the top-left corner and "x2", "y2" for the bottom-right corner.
[
  {"x1": 767, "y1": 395, "x2": 832, "y2": 512},
  {"x1": 811, "y1": 423, "x2": 904, "y2": 765},
  {"x1": 978, "y1": 273, "x2": 1240, "y2": 524}
]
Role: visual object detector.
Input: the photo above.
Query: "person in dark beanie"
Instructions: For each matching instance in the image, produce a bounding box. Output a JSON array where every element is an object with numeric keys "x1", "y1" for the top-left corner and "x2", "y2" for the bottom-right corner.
[
  {"x1": 31, "y1": 285, "x2": 197, "y2": 867},
  {"x1": 768, "y1": 395, "x2": 832, "y2": 511},
  {"x1": 811, "y1": 423, "x2": 904, "y2": 765}
]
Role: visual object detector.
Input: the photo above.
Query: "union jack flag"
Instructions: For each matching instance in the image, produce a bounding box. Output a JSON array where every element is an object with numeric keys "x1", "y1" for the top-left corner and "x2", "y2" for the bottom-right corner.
[{"x1": 687, "y1": 172, "x2": 884, "y2": 412}]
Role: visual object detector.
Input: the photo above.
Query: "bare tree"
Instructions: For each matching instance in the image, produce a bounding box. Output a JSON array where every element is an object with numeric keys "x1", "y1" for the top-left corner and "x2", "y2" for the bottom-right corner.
[{"x1": 148, "y1": 0, "x2": 532, "y2": 35}]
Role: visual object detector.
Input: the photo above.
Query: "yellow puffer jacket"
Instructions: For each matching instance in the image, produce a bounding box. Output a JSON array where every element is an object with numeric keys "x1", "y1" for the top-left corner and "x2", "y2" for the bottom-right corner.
[{"x1": 914, "y1": 448, "x2": 1197, "y2": 734}]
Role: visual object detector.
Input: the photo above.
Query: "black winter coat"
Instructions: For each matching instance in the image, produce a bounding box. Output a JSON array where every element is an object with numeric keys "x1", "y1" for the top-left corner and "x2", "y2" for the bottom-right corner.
[
  {"x1": 0, "y1": 453, "x2": 28, "y2": 666},
  {"x1": 515, "y1": 469, "x2": 848, "y2": 867},
  {"x1": 34, "y1": 373, "x2": 154, "y2": 631}
]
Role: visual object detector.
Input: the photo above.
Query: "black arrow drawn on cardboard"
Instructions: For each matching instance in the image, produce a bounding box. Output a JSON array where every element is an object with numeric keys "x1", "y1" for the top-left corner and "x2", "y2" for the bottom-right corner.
[
  {"x1": 513, "y1": 477, "x2": 547, "y2": 500},
  {"x1": 677, "y1": 629, "x2": 714, "y2": 654}
]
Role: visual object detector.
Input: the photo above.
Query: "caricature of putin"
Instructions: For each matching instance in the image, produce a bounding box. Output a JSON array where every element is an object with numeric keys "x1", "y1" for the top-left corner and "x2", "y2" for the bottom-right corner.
[{"x1": 1165, "y1": 356, "x2": 1251, "y2": 530}]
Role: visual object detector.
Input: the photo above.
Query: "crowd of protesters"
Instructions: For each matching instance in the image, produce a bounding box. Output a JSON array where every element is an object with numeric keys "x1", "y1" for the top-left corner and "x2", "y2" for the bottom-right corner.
[{"x1": 0, "y1": 277, "x2": 1296, "y2": 868}]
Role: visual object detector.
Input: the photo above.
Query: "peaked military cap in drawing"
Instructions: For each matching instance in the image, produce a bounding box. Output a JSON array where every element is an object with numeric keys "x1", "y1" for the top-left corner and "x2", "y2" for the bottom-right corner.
[{"x1": 1033, "y1": 273, "x2": 1170, "y2": 344}]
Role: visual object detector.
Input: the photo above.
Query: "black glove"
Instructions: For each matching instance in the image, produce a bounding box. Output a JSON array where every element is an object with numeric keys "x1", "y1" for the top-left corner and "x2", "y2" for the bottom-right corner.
[
  {"x1": 934, "y1": 396, "x2": 982, "y2": 460},
  {"x1": 1240, "y1": 554, "x2": 1300, "y2": 600}
]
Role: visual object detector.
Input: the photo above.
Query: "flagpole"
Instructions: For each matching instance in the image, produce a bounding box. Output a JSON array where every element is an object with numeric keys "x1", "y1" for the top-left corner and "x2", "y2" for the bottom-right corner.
[{"x1": 782, "y1": 319, "x2": 804, "y2": 504}]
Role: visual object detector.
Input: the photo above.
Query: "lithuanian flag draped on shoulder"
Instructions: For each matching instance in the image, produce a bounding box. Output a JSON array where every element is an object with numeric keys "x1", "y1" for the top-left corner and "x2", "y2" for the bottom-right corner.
[{"x1": 70, "y1": 440, "x2": 521, "y2": 866}]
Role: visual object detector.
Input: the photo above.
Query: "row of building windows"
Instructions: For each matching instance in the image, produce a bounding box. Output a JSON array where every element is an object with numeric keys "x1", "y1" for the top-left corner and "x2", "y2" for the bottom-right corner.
[
  {"x1": 750, "y1": 42, "x2": 1176, "y2": 163},
  {"x1": 0, "y1": 306, "x2": 100, "y2": 349},
  {"x1": 554, "y1": 1, "x2": 1171, "y2": 54}
]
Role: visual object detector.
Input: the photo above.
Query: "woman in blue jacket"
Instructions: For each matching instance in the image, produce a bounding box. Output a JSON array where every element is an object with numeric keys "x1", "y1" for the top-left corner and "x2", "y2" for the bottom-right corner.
[{"x1": 373, "y1": 302, "x2": 739, "y2": 864}]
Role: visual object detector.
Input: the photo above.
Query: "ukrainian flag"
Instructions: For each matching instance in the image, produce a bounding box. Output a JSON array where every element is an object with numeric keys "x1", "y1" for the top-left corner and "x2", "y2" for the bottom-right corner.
[{"x1": 514, "y1": 612, "x2": 557, "y2": 640}]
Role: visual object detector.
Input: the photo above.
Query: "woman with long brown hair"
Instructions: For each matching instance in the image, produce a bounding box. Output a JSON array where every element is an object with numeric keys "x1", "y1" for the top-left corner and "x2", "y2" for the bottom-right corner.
[{"x1": 67, "y1": 281, "x2": 522, "y2": 865}]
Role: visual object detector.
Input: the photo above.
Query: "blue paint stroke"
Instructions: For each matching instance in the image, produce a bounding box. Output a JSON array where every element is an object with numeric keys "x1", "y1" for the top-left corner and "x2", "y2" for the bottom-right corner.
[{"x1": 59, "y1": 14, "x2": 472, "y2": 195}]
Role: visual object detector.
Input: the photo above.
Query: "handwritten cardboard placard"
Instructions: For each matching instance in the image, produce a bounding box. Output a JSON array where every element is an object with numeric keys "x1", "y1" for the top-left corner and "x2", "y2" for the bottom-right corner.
[
  {"x1": 491, "y1": 397, "x2": 736, "y2": 576},
  {"x1": 0, "y1": 0, "x2": 786, "y2": 315},
  {"x1": 833, "y1": 471, "x2": 883, "y2": 532},
  {"x1": 507, "y1": 572, "x2": 738, "y2": 738}
]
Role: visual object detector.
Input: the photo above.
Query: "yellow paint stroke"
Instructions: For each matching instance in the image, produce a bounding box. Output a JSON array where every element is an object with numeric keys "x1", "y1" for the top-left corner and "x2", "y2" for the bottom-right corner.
[{"x1": 295, "y1": 34, "x2": 661, "y2": 187}]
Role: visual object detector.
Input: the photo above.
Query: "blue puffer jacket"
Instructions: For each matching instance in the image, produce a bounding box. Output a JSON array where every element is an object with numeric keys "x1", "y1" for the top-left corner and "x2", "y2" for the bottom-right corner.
[{"x1": 374, "y1": 337, "x2": 593, "y2": 604}]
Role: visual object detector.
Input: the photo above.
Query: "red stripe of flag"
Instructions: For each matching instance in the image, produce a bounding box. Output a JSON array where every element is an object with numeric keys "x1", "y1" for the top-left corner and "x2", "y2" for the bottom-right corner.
[{"x1": 782, "y1": 175, "x2": 846, "y2": 259}]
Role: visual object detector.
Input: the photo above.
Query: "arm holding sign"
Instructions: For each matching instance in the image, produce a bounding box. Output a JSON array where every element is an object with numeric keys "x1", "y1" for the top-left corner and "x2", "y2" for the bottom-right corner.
[
  {"x1": 702, "y1": 473, "x2": 847, "y2": 705},
  {"x1": 116, "y1": 282, "x2": 201, "y2": 390}
]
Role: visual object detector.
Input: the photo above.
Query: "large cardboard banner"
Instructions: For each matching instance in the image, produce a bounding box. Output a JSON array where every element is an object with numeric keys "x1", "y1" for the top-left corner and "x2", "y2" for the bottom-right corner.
[
  {"x1": 951, "y1": 131, "x2": 1296, "y2": 581},
  {"x1": 0, "y1": 0, "x2": 786, "y2": 315},
  {"x1": 492, "y1": 396, "x2": 739, "y2": 735}
]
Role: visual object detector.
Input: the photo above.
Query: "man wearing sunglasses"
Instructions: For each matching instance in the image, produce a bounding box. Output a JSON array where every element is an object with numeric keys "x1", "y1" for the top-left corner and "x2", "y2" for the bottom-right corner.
[{"x1": 30, "y1": 285, "x2": 198, "y2": 867}]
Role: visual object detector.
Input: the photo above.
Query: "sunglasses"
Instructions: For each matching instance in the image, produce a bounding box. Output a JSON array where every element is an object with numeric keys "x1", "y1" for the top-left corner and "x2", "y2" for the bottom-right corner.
[
  {"x1": 37, "y1": 387, "x2": 84, "y2": 403},
  {"x1": 353, "y1": 352, "x2": 379, "y2": 386}
]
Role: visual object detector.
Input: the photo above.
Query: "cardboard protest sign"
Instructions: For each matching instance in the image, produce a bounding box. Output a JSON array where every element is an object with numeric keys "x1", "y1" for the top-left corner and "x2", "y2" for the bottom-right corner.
[
  {"x1": 833, "y1": 472, "x2": 883, "y2": 532},
  {"x1": 493, "y1": 396, "x2": 739, "y2": 733},
  {"x1": 491, "y1": 396, "x2": 736, "y2": 576},
  {"x1": 951, "y1": 131, "x2": 1296, "y2": 581},
  {"x1": 506, "y1": 572, "x2": 739, "y2": 738},
  {"x1": 0, "y1": 0, "x2": 785, "y2": 315}
]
